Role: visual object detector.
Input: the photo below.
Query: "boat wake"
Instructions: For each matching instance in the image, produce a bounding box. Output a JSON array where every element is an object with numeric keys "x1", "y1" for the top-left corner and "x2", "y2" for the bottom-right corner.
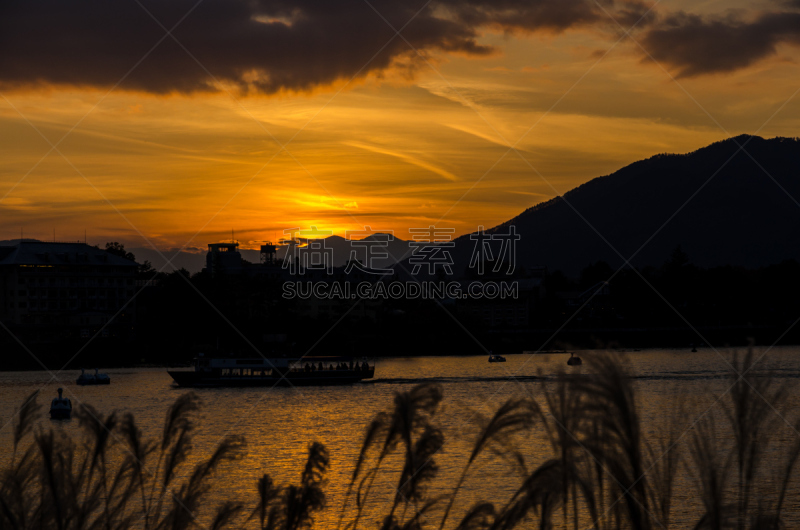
[{"x1": 367, "y1": 370, "x2": 800, "y2": 385}]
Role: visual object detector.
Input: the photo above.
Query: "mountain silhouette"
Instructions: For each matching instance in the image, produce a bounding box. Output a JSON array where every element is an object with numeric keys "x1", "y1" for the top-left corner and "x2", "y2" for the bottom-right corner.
[
  {"x1": 439, "y1": 135, "x2": 800, "y2": 276},
  {"x1": 71, "y1": 135, "x2": 800, "y2": 276},
  {"x1": 131, "y1": 234, "x2": 427, "y2": 273}
]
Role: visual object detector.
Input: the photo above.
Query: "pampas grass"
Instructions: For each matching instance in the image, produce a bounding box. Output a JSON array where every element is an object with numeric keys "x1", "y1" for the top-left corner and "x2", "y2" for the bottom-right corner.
[{"x1": 1, "y1": 350, "x2": 798, "y2": 530}]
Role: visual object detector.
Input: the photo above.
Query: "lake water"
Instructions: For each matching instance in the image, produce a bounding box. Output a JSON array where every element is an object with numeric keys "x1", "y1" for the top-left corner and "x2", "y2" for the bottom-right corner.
[{"x1": 2, "y1": 347, "x2": 799, "y2": 528}]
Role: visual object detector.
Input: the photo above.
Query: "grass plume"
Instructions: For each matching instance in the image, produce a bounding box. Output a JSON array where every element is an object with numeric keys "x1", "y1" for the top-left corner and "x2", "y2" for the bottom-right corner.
[{"x1": 1, "y1": 350, "x2": 798, "y2": 530}]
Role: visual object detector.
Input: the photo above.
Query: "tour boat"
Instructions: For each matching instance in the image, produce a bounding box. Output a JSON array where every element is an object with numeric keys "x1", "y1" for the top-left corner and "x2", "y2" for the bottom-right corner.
[
  {"x1": 167, "y1": 354, "x2": 375, "y2": 388},
  {"x1": 49, "y1": 388, "x2": 72, "y2": 420},
  {"x1": 488, "y1": 352, "x2": 506, "y2": 363}
]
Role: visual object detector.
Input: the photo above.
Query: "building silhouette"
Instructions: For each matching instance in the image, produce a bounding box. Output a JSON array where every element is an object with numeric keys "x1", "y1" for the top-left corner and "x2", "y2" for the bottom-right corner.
[
  {"x1": 206, "y1": 242, "x2": 243, "y2": 277},
  {"x1": 0, "y1": 241, "x2": 137, "y2": 339}
]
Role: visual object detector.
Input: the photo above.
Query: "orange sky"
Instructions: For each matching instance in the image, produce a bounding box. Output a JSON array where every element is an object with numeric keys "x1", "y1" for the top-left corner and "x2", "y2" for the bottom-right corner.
[{"x1": 1, "y1": 0, "x2": 798, "y2": 253}]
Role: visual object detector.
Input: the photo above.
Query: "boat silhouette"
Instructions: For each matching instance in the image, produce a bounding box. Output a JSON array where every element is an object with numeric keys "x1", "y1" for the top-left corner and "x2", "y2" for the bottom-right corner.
[
  {"x1": 49, "y1": 388, "x2": 72, "y2": 420},
  {"x1": 488, "y1": 351, "x2": 506, "y2": 363},
  {"x1": 76, "y1": 368, "x2": 111, "y2": 385},
  {"x1": 567, "y1": 352, "x2": 582, "y2": 366},
  {"x1": 168, "y1": 354, "x2": 375, "y2": 387}
]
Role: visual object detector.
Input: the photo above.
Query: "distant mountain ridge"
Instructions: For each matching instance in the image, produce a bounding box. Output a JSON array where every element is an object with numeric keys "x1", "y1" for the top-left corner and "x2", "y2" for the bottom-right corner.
[
  {"x1": 442, "y1": 135, "x2": 800, "y2": 275},
  {"x1": 8, "y1": 136, "x2": 797, "y2": 276},
  {"x1": 130, "y1": 234, "x2": 425, "y2": 273}
]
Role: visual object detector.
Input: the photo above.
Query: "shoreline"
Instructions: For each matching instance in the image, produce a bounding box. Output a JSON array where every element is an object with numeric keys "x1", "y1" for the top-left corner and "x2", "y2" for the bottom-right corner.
[{"x1": 0, "y1": 342, "x2": 795, "y2": 373}]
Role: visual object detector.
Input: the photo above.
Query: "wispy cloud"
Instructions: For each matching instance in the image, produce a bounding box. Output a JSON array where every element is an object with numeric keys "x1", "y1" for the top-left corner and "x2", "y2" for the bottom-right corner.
[{"x1": 344, "y1": 141, "x2": 459, "y2": 181}]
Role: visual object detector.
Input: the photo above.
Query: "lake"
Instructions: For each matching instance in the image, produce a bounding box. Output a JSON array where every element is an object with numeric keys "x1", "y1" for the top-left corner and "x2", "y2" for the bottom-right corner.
[{"x1": 2, "y1": 347, "x2": 799, "y2": 528}]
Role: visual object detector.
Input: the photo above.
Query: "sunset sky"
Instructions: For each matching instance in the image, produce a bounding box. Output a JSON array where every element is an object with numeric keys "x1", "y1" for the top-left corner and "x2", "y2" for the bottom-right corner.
[{"x1": 1, "y1": 0, "x2": 798, "y2": 254}]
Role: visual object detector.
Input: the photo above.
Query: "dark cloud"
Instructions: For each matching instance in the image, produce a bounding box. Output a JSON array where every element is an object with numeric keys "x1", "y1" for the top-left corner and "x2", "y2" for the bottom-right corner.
[
  {"x1": 447, "y1": 0, "x2": 606, "y2": 33},
  {"x1": 0, "y1": 0, "x2": 646, "y2": 94},
  {"x1": 640, "y1": 9, "x2": 800, "y2": 77},
  {"x1": 610, "y1": 1, "x2": 658, "y2": 28}
]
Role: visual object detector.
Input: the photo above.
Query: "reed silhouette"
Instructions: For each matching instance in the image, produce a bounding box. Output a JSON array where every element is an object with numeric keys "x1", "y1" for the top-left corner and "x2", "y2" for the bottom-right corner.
[{"x1": 1, "y1": 351, "x2": 798, "y2": 530}]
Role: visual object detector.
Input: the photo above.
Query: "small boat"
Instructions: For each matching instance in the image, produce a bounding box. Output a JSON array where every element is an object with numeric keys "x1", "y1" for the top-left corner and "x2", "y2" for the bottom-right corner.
[
  {"x1": 76, "y1": 368, "x2": 110, "y2": 385},
  {"x1": 567, "y1": 352, "x2": 582, "y2": 366},
  {"x1": 94, "y1": 368, "x2": 111, "y2": 384},
  {"x1": 76, "y1": 368, "x2": 95, "y2": 385},
  {"x1": 488, "y1": 352, "x2": 506, "y2": 363},
  {"x1": 49, "y1": 388, "x2": 72, "y2": 420}
]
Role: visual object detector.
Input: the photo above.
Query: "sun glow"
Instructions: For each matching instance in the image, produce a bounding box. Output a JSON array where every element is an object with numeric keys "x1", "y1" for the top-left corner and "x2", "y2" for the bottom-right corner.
[{"x1": 2, "y1": 0, "x2": 799, "y2": 250}]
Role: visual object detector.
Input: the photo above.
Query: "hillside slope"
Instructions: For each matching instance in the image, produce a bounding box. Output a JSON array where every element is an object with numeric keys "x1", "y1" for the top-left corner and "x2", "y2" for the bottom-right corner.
[{"x1": 445, "y1": 135, "x2": 800, "y2": 275}]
